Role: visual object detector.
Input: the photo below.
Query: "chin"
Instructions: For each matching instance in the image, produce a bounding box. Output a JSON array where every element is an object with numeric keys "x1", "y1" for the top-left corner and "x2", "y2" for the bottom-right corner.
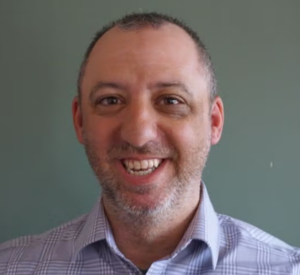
[{"x1": 109, "y1": 189, "x2": 172, "y2": 217}]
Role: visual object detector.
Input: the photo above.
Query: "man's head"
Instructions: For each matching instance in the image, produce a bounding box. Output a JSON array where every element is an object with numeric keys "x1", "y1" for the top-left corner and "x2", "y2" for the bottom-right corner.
[
  {"x1": 77, "y1": 12, "x2": 217, "y2": 103},
  {"x1": 72, "y1": 12, "x2": 224, "y2": 225}
]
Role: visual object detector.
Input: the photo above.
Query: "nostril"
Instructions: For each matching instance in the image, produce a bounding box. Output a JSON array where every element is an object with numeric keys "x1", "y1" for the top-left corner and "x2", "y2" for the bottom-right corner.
[{"x1": 119, "y1": 119, "x2": 158, "y2": 148}]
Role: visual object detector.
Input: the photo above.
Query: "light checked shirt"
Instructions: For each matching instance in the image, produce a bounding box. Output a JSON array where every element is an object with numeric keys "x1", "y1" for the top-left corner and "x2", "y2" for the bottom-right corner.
[{"x1": 0, "y1": 184, "x2": 300, "y2": 274}]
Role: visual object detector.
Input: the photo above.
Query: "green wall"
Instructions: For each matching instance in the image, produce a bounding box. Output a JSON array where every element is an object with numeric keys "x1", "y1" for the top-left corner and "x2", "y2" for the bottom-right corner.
[{"x1": 1, "y1": 0, "x2": 299, "y2": 246}]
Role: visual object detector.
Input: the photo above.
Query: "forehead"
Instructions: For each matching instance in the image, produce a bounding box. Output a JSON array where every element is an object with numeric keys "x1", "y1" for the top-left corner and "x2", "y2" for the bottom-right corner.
[
  {"x1": 81, "y1": 24, "x2": 206, "y2": 95},
  {"x1": 92, "y1": 23, "x2": 198, "y2": 60}
]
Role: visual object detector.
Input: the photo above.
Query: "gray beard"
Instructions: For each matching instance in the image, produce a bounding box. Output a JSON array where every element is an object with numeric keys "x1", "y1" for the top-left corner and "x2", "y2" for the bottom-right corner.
[{"x1": 83, "y1": 135, "x2": 210, "y2": 230}]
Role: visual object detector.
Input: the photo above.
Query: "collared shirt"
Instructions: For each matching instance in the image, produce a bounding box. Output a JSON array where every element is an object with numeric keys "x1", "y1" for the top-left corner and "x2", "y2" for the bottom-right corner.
[{"x1": 0, "y1": 184, "x2": 300, "y2": 274}]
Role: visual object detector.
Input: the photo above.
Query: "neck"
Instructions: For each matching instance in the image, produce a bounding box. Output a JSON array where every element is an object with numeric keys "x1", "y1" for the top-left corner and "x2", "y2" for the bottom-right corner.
[{"x1": 103, "y1": 186, "x2": 200, "y2": 269}]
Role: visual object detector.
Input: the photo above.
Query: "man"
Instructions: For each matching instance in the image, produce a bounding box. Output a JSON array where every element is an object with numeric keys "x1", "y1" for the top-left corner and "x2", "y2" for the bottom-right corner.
[{"x1": 0, "y1": 12, "x2": 299, "y2": 275}]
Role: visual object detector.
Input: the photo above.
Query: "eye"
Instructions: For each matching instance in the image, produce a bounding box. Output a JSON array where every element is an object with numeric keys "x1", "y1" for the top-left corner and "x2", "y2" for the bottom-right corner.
[
  {"x1": 97, "y1": 96, "x2": 122, "y2": 105},
  {"x1": 158, "y1": 96, "x2": 183, "y2": 105}
]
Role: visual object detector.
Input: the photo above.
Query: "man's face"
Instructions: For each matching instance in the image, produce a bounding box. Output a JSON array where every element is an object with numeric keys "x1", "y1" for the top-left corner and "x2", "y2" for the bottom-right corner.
[{"x1": 73, "y1": 24, "x2": 223, "y2": 217}]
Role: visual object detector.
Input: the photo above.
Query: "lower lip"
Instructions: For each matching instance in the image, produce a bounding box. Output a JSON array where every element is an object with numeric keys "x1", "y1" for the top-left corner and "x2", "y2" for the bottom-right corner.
[{"x1": 116, "y1": 159, "x2": 167, "y2": 186}]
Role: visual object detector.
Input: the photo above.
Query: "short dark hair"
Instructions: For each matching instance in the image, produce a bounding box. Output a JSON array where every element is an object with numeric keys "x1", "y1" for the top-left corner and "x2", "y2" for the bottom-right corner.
[{"x1": 77, "y1": 12, "x2": 217, "y2": 102}]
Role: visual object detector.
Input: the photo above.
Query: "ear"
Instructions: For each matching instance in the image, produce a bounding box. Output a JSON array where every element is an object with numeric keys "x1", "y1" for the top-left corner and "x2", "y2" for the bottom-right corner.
[
  {"x1": 72, "y1": 96, "x2": 84, "y2": 144},
  {"x1": 210, "y1": 96, "x2": 224, "y2": 145}
]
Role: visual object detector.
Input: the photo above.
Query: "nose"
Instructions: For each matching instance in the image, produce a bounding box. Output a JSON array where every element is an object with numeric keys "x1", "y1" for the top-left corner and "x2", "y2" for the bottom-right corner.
[{"x1": 119, "y1": 102, "x2": 158, "y2": 148}]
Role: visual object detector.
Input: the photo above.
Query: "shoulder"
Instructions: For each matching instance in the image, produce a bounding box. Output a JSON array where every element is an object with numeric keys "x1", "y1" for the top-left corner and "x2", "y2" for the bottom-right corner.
[
  {"x1": 217, "y1": 213, "x2": 300, "y2": 270},
  {"x1": 0, "y1": 214, "x2": 87, "y2": 273}
]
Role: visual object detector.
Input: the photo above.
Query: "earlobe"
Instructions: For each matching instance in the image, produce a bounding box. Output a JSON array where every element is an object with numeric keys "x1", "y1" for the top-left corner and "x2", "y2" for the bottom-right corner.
[
  {"x1": 210, "y1": 96, "x2": 224, "y2": 145},
  {"x1": 72, "y1": 97, "x2": 84, "y2": 144}
]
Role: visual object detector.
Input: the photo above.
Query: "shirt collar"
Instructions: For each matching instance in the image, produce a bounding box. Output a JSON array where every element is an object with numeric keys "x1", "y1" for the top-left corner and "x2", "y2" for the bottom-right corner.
[
  {"x1": 72, "y1": 196, "x2": 108, "y2": 261},
  {"x1": 72, "y1": 182, "x2": 220, "y2": 268},
  {"x1": 189, "y1": 182, "x2": 220, "y2": 269}
]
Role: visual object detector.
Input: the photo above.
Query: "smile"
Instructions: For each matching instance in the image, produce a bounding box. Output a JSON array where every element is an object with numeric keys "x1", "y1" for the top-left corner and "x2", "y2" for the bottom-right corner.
[{"x1": 122, "y1": 159, "x2": 163, "y2": 176}]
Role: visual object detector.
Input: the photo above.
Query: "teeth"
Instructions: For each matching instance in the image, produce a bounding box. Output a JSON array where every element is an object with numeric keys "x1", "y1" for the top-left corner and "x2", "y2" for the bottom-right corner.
[
  {"x1": 128, "y1": 168, "x2": 154, "y2": 176},
  {"x1": 153, "y1": 159, "x2": 159, "y2": 168},
  {"x1": 140, "y1": 160, "x2": 148, "y2": 169},
  {"x1": 123, "y1": 159, "x2": 162, "y2": 175},
  {"x1": 133, "y1": 160, "x2": 141, "y2": 170},
  {"x1": 128, "y1": 161, "x2": 134, "y2": 169}
]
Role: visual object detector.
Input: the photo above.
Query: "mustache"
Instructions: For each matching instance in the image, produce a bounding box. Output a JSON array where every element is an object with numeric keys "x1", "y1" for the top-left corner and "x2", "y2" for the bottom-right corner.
[{"x1": 107, "y1": 141, "x2": 178, "y2": 159}]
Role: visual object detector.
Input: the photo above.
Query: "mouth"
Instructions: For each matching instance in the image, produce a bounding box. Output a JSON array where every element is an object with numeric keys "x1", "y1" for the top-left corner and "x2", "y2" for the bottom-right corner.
[{"x1": 121, "y1": 158, "x2": 164, "y2": 176}]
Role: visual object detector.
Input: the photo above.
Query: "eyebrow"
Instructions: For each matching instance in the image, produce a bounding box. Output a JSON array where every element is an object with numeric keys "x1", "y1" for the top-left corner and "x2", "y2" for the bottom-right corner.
[
  {"x1": 150, "y1": 81, "x2": 193, "y2": 97},
  {"x1": 89, "y1": 81, "x2": 127, "y2": 101},
  {"x1": 89, "y1": 81, "x2": 193, "y2": 101}
]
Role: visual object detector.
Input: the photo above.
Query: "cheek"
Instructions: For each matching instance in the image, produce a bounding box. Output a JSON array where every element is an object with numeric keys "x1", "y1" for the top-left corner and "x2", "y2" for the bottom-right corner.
[
  {"x1": 83, "y1": 117, "x2": 116, "y2": 150},
  {"x1": 169, "y1": 119, "x2": 210, "y2": 149}
]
